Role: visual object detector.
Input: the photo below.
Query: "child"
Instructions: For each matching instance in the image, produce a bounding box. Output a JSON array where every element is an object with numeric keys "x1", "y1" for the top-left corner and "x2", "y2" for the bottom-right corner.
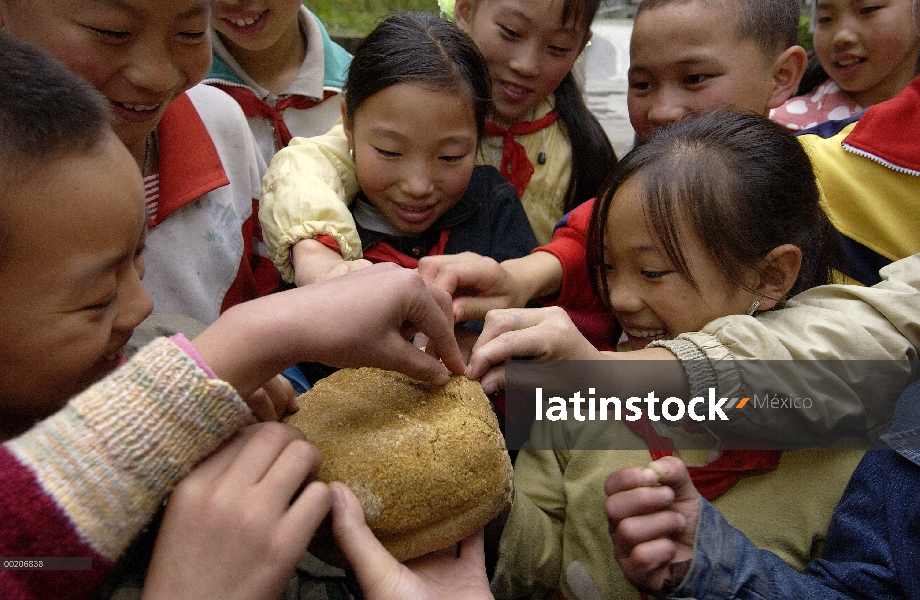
[
  {"x1": 259, "y1": 0, "x2": 617, "y2": 287},
  {"x1": 476, "y1": 111, "x2": 864, "y2": 600},
  {"x1": 203, "y1": 0, "x2": 352, "y2": 165},
  {"x1": 606, "y1": 384, "x2": 920, "y2": 598},
  {"x1": 772, "y1": 0, "x2": 920, "y2": 130},
  {"x1": 0, "y1": 33, "x2": 474, "y2": 600},
  {"x1": 323, "y1": 13, "x2": 537, "y2": 272},
  {"x1": 0, "y1": 0, "x2": 279, "y2": 327},
  {"x1": 420, "y1": 0, "x2": 809, "y2": 346}
]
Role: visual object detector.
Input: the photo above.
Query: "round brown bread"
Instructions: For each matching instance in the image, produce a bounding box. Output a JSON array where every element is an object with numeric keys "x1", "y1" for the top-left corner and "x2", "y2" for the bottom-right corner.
[{"x1": 284, "y1": 367, "x2": 513, "y2": 563}]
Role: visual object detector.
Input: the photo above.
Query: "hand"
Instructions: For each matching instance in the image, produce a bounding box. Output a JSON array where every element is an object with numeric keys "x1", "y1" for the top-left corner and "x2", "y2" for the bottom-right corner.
[
  {"x1": 246, "y1": 374, "x2": 297, "y2": 422},
  {"x1": 329, "y1": 482, "x2": 494, "y2": 600},
  {"x1": 419, "y1": 252, "x2": 524, "y2": 322},
  {"x1": 604, "y1": 456, "x2": 700, "y2": 595},
  {"x1": 466, "y1": 306, "x2": 603, "y2": 393},
  {"x1": 292, "y1": 238, "x2": 372, "y2": 286},
  {"x1": 193, "y1": 262, "x2": 466, "y2": 399},
  {"x1": 142, "y1": 423, "x2": 332, "y2": 600}
]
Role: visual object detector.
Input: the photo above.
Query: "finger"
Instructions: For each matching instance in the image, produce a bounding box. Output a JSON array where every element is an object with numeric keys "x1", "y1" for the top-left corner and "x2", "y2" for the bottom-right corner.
[
  {"x1": 258, "y1": 438, "x2": 324, "y2": 504},
  {"x1": 611, "y1": 511, "x2": 688, "y2": 557},
  {"x1": 329, "y1": 482, "x2": 403, "y2": 588},
  {"x1": 411, "y1": 282, "x2": 465, "y2": 377},
  {"x1": 604, "y1": 465, "x2": 662, "y2": 496},
  {"x1": 648, "y1": 457, "x2": 695, "y2": 501},
  {"x1": 264, "y1": 374, "x2": 296, "y2": 420},
  {"x1": 177, "y1": 424, "x2": 268, "y2": 485},
  {"x1": 221, "y1": 422, "x2": 307, "y2": 487},
  {"x1": 282, "y1": 480, "x2": 333, "y2": 551},
  {"x1": 452, "y1": 295, "x2": 512, "y2": 323},
  {"x1": 246, "y1": 387, "x2": 279, "y2": 422},
  {"x1": 620, "y1": 537, "x2": 679, "y2": 591},
  {"x1": 457, "y1": 528, "x2": 486, "y2": 563},
  {"x1": 477, "y1": 365, "x2": 506, "y2": 395},
  {"x1": 604, "y1": 483, "x2": 676, "y2": 524}
]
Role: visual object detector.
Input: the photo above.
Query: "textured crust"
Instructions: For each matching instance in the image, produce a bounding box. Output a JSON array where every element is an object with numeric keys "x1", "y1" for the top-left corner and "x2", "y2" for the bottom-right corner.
[{"x1": 284, "y1": 367, "x2": 513, "y2": 562}]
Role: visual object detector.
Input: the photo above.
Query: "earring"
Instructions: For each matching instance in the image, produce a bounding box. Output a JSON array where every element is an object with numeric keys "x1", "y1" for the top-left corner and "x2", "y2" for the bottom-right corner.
[
  {"x1": 748, "y1": 300, "x2": 761, "y2": 316},
  {"x1": 349, "y1": 147, "x2": 355, "y2": 160}
]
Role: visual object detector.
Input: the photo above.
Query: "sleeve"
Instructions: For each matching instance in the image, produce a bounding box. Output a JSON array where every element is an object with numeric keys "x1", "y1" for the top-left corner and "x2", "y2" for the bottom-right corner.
[
  {"x1": 0, "y1": 338, "x2": 254, "y2": 600},
  {"x1": 673, "y1": 451, "x2": 905, "y2": 600},
  {"x1": 259, "y1": 121, "x2": 363, "y2": 282},
  {"x1": 490, "y1": 449, "x2": 567, "y2": 599},
  {"x1": 651, "y1": 253, "x2": 920, "y2": 443},
  {"x1": 535, "y1": 199, "x2": 603, "y2": 311}
]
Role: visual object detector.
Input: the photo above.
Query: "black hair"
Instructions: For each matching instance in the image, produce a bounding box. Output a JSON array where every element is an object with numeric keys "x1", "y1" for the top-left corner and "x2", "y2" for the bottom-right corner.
[
  {"x1": 344, "y1": 13, "x2": 493, "y2": 140},
  {"x1": 637, "y1": 0, "x2": 800, "y2": 60},
  {"x1": 587, "y1": 110, "x2": 839, "y2": 308},
  {"x1": 0, "y1": 30, "x2": 110, "y2": 260}
]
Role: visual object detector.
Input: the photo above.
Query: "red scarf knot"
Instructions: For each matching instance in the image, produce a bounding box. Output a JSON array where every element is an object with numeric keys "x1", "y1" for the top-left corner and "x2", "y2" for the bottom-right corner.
[{"x1": 485, "y1": 109, "x2": 559, "y2": 198}]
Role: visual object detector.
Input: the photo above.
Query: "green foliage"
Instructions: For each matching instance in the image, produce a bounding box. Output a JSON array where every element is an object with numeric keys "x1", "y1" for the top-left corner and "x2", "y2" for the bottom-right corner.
[
  {"x1": 308, "y1": 0, "x2": 438, "y2": 36},
  {"x1": 798, "y1": 13, "x2": 814, "y2": 52}
]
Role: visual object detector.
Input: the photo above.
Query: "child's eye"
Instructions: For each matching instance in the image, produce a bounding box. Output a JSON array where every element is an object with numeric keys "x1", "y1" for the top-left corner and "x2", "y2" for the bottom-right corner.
[
  {"x1": 860, "y1": 5, "x2": 883, "y2": 15},
  {"x1": 91, "y1": 27, "x2": 131, "y2": 41},
  {"x1": 628, "y1": 79, "x2": 652, "y2": 92},
  {"x1": 499, "y1": 25, "x2": 520, "y2": 39},
  {"x1": 683, "y1": 74, "x2": 711, "y2": 86},
  {"x1": 373, "y1": 146, "x2": 400, "y2": 158},
  {"x1": 548, "y1": 44, "x2": 573, "y2": 55},
  {"x1": 87, "y1": 296, "x2": 116, "y2": 311},
  {"x1": 439, "y1": 154, "x2": 468, "y2": 164},
  {"x1": 816, "y1": 15, "x2": 832, "y2": 24},
  {"x1": 178, "y1": 30, "x2": 208, "y2": 42},
  {"x1": 641, "y1": 270, "x2": 670, "y2": 280}
]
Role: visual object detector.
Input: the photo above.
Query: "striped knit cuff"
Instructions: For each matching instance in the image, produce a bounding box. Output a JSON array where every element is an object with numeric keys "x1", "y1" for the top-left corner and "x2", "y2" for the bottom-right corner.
[
  {"x1": 647, "y1": 338, "x2": 718, "y2": 400},
  {"x1": 8, "y1": 337, "x2": 254, "y2": 560}
]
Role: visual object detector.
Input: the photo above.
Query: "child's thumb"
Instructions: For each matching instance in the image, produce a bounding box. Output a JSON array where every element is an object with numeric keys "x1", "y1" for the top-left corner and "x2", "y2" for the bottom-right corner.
[{"x1": 329, "y1": 482, "x2": 401, "y2": 589}]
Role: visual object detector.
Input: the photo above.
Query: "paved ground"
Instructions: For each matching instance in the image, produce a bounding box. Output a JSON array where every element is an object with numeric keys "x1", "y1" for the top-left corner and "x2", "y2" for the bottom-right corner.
[{"x1": 584, "y1": 19, "x2": 634, "y2": 158}]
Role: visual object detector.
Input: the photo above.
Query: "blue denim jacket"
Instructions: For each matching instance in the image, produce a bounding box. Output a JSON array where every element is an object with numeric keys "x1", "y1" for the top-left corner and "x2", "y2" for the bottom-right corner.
[{"x1": 672, "y1": 379, "x2": 920, "y2": 600}]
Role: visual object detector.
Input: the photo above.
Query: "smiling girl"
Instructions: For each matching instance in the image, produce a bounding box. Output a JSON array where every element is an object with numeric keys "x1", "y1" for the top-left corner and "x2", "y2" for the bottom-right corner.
[{"x1": 259, "y1": 0, "x2": 616, "y2": 287}]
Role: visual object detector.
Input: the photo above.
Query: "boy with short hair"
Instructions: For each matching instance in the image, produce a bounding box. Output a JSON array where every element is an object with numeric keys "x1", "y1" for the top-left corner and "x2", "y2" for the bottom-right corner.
[{"x1": 0, "y1": 31, "x2": 473, "y2": 600}]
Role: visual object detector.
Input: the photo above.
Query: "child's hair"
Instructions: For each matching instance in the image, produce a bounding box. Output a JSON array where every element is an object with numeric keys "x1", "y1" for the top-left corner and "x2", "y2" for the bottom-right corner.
[
  {"x1": 637, "y1": 0, "x2": 800, "y2": 60},
  {"x1": 545, "y1": 0, "x2": 617, "y2": 214},
  {"x1": 344, "y1": 13, "x2": 492, "y2": 140},
  {"x1": 587, "y1": 110, "x2": 838, "y2": 307},
  {"x1": 0, "y1": 30, "x2": 109, "y2": 259}
]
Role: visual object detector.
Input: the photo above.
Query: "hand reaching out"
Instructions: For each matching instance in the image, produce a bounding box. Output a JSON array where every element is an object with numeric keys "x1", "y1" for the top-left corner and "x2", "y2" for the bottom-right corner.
[
  {"x1": 604, "y1": 456, "x2": 701, "y2": 595},
  {"x1": 330, "y1": 482, "x2": 494, "y2": 600}
]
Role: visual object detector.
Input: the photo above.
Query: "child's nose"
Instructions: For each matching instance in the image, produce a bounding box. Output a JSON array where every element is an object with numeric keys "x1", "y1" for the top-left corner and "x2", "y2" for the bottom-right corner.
[
  {"x1": 831, "y1": 22, "x2": 858, "y2": 51},
  {"x1": 646, "y1": 90, "x2": 688, "y2": 130},
  {"x1": 509, "y1": 43, "x2": 540, "y2": 78},
  {"x1": 116, "y1": 276, "x2": 153, "y2": 335},
  {"x1": 399, "y1": 166, "x2": 436, "y2": 198},
  {"x1": 607, "y1": 283, "x2": 644, "y2": 314},
  {"x1": 124, "y1": 43, "x2": 185, "y2": 94}
]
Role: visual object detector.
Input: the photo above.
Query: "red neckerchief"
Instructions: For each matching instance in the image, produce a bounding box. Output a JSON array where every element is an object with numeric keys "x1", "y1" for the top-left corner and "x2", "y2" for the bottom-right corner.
[
  {"x1": 153, "y1": 93, "x2": 229, "y2": 227},
  {"x1": 212, "y1": 84, "x2": 337, "y2": 149},
  {"x1": 843, "y1": 77, "x2": 920, "y2": 173},
  {"x1": 485, "y1": 109, "x2": 559, "y2": 198},
  {"x1": 625, "y1": 417, "x2": 782, "y2": 500},
  {"x1": 361, "y1": 230, "x2": 451, "y2": 269}
]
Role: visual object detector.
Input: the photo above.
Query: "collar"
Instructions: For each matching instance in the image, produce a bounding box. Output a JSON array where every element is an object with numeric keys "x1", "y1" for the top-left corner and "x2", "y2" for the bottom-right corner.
[
  {"x1": 843, "y1": 76, "x2": 920, "y2": 176},
  {"x1": 153, "y1": 92, "x2": 229, "y2": 225},
  {"x1": 879, "y1": 381, "x2": 920, "y2": 467},
  {"x1": 207, "y1": 6, "x2": 339, "y2": 101},
  {"x1": 352, "y1": 167, "x2": 486, "y2": 251}
]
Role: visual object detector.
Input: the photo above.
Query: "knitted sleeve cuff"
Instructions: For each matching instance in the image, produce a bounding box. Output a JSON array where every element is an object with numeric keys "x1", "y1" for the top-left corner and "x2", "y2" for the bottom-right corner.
[
  {"x1": 647, "y1": 338, "x2": 718, "y2": 400},
  {"x1": 7, "y1": 337, "x2": 254, "y2": 560}
]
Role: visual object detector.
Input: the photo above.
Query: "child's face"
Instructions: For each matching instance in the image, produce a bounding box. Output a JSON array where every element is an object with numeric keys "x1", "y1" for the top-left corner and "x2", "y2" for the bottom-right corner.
[
  {"x1": 627, "y1": 1, "x2": 780, "y2": 140},
  {"x1": 602, "y1": 177, "x2": 755, "y2": 350},
  {"x1": 343, "y1": 83, "x2": 478, "y2": 235},
  {"x1": 0, "y1": 132, "x2": 152, "y2": 428},
  {"x1": 813, "y1": 0, "x2": 920, "y2": 107},
  {"x1": 210, "y1": 0, "x2": 302, "y2": 55},
  {"x1": 455, "y1": 0, "x2": 591, "y2": 126},
  {"x1": 0, "y1": 0, "x2": 212, "y2": 162}
]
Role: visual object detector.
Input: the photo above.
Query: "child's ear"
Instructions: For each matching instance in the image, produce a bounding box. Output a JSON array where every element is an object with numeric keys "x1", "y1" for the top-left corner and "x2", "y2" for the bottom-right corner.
[
  {"x1": 766, "y1": 45, "x2": 808, "y2": 110},
  {"x1": 454, "y1": 0, "x2": 474, "y2": 34},
  {"x1": 754, "y1": 244, "x2": 802, "y2": 310}
]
